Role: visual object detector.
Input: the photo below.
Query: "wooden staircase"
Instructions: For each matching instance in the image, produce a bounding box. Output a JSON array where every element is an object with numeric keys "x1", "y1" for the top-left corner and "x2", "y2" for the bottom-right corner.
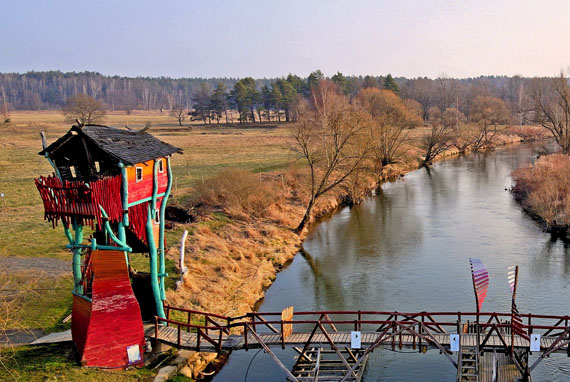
[{"x1": 458, "y1": 345, "x2": 479, "y2": 382}]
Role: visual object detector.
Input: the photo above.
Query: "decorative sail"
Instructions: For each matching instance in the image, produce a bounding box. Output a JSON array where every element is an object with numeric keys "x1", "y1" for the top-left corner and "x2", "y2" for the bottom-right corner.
[
  {"x1": 508, "y1": 265, "x2": 528, "y2": 340},
  {"x1": 469, "y1": 258, "x2": 489, "y2": 312},
  {"x1": 507, "y1": 265, "x2": 517, "y2": 293}
]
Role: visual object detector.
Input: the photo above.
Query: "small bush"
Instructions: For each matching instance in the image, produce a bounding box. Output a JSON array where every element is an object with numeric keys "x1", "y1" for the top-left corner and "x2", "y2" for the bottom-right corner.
[
  {"x1": 193, "y1": 169, "x2": 280, "y2": 219},
  {"x1": 512, "y1": 153, "x2": 570, "y2": 229}
]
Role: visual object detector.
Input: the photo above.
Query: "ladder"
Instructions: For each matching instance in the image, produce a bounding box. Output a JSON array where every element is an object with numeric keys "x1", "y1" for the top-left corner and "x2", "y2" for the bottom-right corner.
[{"x1": 458, "y1": 344, "x2": 479, "y2": 382}]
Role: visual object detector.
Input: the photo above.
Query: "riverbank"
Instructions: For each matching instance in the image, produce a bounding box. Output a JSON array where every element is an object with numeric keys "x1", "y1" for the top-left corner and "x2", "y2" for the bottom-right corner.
[
  {"x1": 166, "y1": 127, "x2": 545, "y2": 379},
  {"x1": 511, "y1": 152, "x2": 570, "y2": 241}
]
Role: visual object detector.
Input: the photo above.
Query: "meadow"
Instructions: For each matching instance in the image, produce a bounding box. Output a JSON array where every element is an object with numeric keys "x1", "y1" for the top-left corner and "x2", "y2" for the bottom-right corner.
[{"x1": 0, "y1": 110, "x2": 296, "y2": 331}]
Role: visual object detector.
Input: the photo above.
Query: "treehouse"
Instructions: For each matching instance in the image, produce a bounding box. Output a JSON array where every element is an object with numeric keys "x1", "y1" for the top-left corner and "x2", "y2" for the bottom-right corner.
[{"x1": 35, "y1": 124, "x2": 182, "y2": 367}]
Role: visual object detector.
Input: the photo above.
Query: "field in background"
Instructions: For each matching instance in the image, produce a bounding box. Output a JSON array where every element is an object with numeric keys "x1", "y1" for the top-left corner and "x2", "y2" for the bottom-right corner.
[{"x1": 0, "y1": 110, "x2": 295, "y2": 331}]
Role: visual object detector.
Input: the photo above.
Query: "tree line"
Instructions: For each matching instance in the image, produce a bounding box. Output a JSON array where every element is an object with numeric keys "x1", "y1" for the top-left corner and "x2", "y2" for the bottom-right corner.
[{"x1": 0, "y1": 70, "x2": 545, "y2": 121}]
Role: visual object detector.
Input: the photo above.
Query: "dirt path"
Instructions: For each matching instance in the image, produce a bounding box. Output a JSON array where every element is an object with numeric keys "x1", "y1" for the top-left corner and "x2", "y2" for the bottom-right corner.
[{"x1": 0, "y1": 257, "x2": 69, "y2": 277}]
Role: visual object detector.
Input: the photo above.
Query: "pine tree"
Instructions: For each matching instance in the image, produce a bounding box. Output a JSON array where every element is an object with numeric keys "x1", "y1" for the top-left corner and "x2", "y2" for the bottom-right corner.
[{"x1": 383, "y1": 74, "x2": 400, "y2": 95}]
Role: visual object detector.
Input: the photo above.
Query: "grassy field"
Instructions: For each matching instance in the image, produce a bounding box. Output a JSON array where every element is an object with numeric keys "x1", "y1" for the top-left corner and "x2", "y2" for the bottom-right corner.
[{"x1": 0, "y1": 110, "x2": 295, "y2": 332}]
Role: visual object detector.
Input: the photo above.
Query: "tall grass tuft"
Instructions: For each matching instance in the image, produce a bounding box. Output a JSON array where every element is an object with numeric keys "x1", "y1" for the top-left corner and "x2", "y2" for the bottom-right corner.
[
  {"x1": 512, "y1": 153, "x2": 570, "y2": 231},
  {"x1": 193, "y1": 168, "x2": 281, "y2": 220}
]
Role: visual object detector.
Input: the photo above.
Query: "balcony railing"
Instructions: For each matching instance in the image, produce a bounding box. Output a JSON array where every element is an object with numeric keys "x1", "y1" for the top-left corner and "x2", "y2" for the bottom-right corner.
[{"x1": 35, "y1": 175, "x2": 122, "y2": 228}]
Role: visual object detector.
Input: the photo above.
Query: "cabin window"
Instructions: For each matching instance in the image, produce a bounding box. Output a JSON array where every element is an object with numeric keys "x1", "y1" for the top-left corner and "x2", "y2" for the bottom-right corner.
[
  {"x1": 70, "y1": 166, "x2": 77, "y2": 178},
  {"x1": 154, "y1": 209, "x2": 160, "y2": 224},
  {"x1": 158, "y1": 159, "x2": 164, "y2": 173},
  {"x1": 135, "y1": 167, "x2": 143, "y2": 182},
  {"x1": 95, "y1": 161, "x2": 100, "y2": 173}
]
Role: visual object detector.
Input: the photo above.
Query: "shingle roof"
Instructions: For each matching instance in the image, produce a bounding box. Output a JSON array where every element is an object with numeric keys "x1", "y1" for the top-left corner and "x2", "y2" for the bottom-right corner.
[{"x1": 40, "y1": 125, "x2": 183, "y2": 165}]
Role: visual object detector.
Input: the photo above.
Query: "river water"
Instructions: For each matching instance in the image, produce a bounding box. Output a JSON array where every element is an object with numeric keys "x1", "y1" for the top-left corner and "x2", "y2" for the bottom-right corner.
[{"x1": 214, "y1": 142, "x2": 570, "y2": 382}]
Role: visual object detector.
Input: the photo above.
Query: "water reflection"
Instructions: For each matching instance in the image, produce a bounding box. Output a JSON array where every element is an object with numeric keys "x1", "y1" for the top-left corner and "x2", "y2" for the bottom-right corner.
[{"x1": 215, "y1": 142, "x2": 568, "y2": 382}]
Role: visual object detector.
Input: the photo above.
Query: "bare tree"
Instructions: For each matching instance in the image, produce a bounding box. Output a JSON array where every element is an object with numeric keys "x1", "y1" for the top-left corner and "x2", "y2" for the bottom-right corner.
[
  {"x1": 170, "y1": 105, "x2": 187, "y2": 126},
  {"x1": 357, "y1": 88, "x2": 421, "y2": 172},
  {"x1": 469, "y1": 95, "x2": 511, "y2": 146},
  {"x1": 528, "y1": 72, "x2": 570, "y2": 153},
  {"x1": 62, "y1": 94, "x2": 106, "y2": 125},
  {"x1": 421, "y1": 107, "x2": 457, "y2": 165},
  {"x1": 293, "y1": 81, "x2": 371, "y2": 234},
  {"x1": 0, "y1": 85, "x2": 9, "y2": 122}
]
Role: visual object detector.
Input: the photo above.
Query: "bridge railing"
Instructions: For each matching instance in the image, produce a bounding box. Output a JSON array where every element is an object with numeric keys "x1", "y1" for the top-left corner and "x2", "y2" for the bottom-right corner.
[
  {"x1": 225, "y1": 310, "x2": 570, "y2": 350},
  {"x1": 154, "y1": 309, "x2": 570, "y2": 353},
  {"x1": 155, "y1": 305, "x2": 232, "y2": 351}
]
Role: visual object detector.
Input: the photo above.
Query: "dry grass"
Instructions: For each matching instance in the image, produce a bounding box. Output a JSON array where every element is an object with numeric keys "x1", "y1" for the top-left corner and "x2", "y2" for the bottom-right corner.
[{"x1": 512, "y1": 153, "x2": 570, "y2": 231}]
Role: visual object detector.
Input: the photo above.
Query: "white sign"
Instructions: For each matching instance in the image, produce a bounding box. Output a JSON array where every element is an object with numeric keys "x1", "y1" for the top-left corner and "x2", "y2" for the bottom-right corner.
[
  {"x1": 530, "y1": 334, "x2": 541, "y2": 352},
  {"x1": 450, "y1": 334, "x2": 460, "y2": 352},
  {"x1": 126, "y1": 344, "x2": 141, "y2": 364},
  {"x1": 351, "y1": 331, "x2": 361, "y2": 349}
]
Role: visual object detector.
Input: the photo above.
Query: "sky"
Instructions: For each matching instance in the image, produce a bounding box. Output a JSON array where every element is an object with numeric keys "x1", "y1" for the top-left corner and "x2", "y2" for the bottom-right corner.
[{"x1": 1, "y1": 0, "x2": 570, "y2": 79}]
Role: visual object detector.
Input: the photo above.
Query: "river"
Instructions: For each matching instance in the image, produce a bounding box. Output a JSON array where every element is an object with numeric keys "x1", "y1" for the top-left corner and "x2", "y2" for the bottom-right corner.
[{"x1": 213, "y1": 142, "x2": 570, "y2": 382}]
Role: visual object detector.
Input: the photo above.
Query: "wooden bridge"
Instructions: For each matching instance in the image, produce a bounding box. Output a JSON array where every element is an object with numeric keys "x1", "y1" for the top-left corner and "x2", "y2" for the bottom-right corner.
[{"x1": 150, "y1": 305, "x2": 570, "y2": 381}]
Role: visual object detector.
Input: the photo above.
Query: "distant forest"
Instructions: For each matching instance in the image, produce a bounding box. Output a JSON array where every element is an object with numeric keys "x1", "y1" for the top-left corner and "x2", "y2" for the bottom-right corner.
[{"x1": 0, "y1": 70, "x2": 534, "y2": 123}]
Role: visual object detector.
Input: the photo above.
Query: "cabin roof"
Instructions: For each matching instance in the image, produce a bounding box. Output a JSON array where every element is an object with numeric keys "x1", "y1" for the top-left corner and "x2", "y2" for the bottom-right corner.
[{"x1": 40, "y1": 125, "x2": 182, "y2": 166}]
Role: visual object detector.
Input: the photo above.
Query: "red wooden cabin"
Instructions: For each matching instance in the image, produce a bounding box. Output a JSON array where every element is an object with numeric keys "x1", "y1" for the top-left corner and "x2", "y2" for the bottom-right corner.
[{"x1": 36, "y1": 124, "x2": 181, "y2": 367}]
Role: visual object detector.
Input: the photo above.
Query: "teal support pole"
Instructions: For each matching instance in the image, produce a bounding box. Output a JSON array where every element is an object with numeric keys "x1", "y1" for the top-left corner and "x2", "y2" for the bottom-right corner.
[
  {"x1": 44, "y1": 152, "x2": 62, "y2": 180},
  {"x1": 119, "y1": 163, "x2": 130, "y2": 266},
  {"x1": 151, "y1": 160, "x2": 158, "y2": 220},
  {"x1": 146, "y1": 205, "x2": 165, "y2": 319},
  {"x1": 66, "y1": 243, "x2": 131, "y2": 252},
  {"x1": 63, "y1": 225, "x2": 74, "y2": 246},
  {"x1": 119, "y1": 163, "x2": 130, "y2": 227},
  {"x1": 98, "y1": 205, "x2": 132, "y2": 251},
  {"x1": 72, "y1": 222, "x2": 83, "y2": 294},
  {"x1": 158, "y1": 157, "x2": 172, "y2": 301}
]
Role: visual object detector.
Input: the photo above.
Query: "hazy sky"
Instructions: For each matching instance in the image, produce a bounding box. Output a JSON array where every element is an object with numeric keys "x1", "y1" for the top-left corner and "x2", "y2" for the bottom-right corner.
[{"x1": 2, "y1": 0, "x2": 569, "y2": 79}]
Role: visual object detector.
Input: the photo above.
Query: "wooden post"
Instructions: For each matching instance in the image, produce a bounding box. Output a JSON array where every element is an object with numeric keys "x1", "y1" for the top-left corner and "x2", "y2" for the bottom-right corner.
[
  {"x1": 281, "y1": 319, "x2": 285, "y2": 349},
  {"x1": 177, "y1": 323, "x2": 181, "y2": 347}
]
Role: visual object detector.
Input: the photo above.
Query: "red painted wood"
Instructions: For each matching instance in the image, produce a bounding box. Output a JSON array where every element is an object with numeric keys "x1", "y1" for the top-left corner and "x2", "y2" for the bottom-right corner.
[
  {"x1": 126, "y1": 159, "x2": 168, "y2": 204},
  {"x1": 71, "y1": 250, "x2": 145, "y2": 368}
]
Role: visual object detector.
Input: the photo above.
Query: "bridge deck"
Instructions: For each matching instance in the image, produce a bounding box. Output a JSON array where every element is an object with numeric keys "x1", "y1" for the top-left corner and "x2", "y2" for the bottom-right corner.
[{"x1": 151, "y1": 326, "x2": 563, "y2": 353}]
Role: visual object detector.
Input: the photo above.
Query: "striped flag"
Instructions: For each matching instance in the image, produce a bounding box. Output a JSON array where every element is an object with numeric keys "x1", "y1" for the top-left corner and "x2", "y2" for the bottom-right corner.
[{"x1": 469, "y1": 258, "x2": 489, "y2": 312}]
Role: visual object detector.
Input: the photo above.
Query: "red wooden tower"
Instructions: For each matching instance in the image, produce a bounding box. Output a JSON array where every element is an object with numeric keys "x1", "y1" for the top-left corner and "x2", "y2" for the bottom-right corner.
[{"x1": 35, "y1": 124, "x2": 181, "y2": 367}]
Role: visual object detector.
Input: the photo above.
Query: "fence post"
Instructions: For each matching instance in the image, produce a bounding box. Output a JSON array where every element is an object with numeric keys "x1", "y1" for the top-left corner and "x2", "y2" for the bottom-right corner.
[
  {"x1": 177, "y1": 323, "x2": 181, "y2": 347},
  {"x1": 281, "y1": 319, "x2": 285, "y2": 349}
]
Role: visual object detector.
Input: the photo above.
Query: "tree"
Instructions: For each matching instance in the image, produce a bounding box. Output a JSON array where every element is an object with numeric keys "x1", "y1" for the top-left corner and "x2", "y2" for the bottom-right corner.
[
  {"x1": 362, "y1": 75, "x2": 379, "y2": 89},
  {"x1": 528, "y1": 72, "x2": 570, "y2": 153},
  {"x1": 421, "y1": 107, "x2": 457, "y2": 165},
  {"x1": 469, "y1": 95, "x2": 511, "y2": 145},
  {"x1": 169, "y1": 105, "x2": 187, "y2": 126},
  {"x1": 402, "y1": 77, "x2": 435, "y2": 119},
  {"x1": 293, "y1": 80, "x2": 371, "y2": 234},
  {"x1": 275, "y1": 79, "x2": 297, "y2": 122},
  {"x1": 383, "y1": 74, "x2": 400, "y2": 95},
  {"x1": 209, "y1": 82, "x2": 229, "y2": 123},
  {"x1": 357, "y1": 88, "x2": 420, "y2": 170},
  {"x1": 231, "y1": 77, "x2": 257, "y2": 123},
  {"x1": 63, "y1": 94, "x2": 106, "y2": 125},
  {"x1": 308, "y1": 70, "x2": 324, "y2": 91},
  {"x1": 270, "y1": 84, "x2": 283, "y2": 121},
  {"x1": 261, "y1": 84, "x2": 273, "y2": 121},
  {"x1": 0, "y1": 85, "x2": 9, "y2": 122},
  {"x1": 190, "y1": 83, "x2": 211, "y2": 124},
  {"x1": 286, "y1": 73, "x2": 307, "y2": 96},
  {"x1": 331, "y1": 72, "x2": 349, "y2": 95}
]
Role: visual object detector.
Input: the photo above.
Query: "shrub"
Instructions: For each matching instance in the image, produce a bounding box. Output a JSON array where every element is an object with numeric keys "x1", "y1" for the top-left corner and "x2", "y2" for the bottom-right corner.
[
  {"x1": 193, "y1": 169, "x2": 280, "y2": 219},
  {"x1": 512, "y1": 153, "x2": 570, "y2": 228}
]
